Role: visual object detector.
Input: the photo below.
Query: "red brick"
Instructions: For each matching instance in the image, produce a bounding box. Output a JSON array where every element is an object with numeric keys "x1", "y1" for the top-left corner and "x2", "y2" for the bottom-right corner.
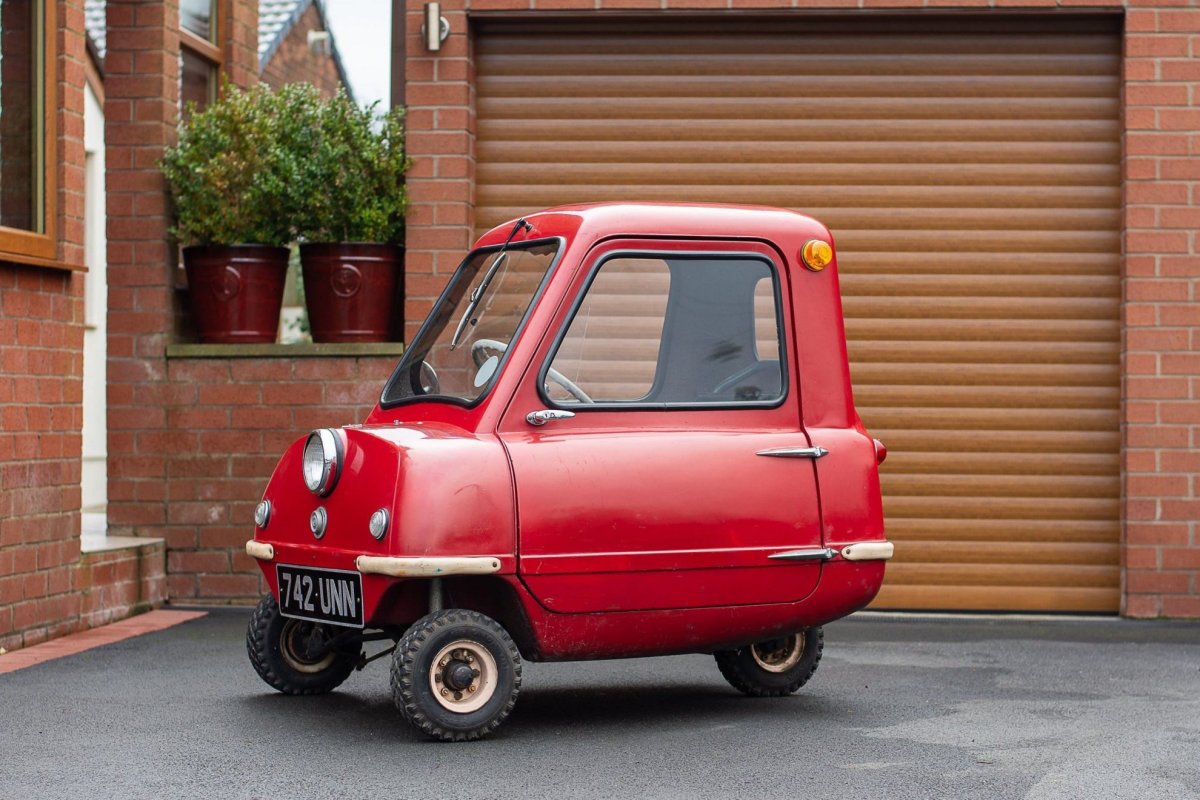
[
  {"x1": 1161, "y1": 596, "x2": 1200, "y2": 619},
  {"x1": 1125, "y1": 547, "x2": 1160, "y2": 570},
  {"x1": 1127, "y1": 571, "x2": 1193, "y2": 595},
  {"x1": 1161, "y1": 549, "x2": 1200, "y2": 570},
  {"x1": 1159, "y1": 11, "x2": 1200, "y2": 33}
]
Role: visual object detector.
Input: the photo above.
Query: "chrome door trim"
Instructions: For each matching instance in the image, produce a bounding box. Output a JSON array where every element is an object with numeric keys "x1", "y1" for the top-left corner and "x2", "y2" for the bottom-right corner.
[
  {"x1": 756, "y1": 446, "x2": 829, "y2": 459},
  {"x1": 768, "y1": 548, "x2": 837, "y2": 562}
]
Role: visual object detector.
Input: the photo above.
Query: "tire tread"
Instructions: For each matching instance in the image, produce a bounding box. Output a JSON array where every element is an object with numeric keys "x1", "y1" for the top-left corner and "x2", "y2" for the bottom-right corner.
[
  {"x1": 391, "y1": 609, "x2": 522, "y2": 742},
  {"x1": 246, "y1": 594, "x2": 356, "y2": 695},
  {"x1": 714, "y1": 627, "x2": 824, "y2": 698}
]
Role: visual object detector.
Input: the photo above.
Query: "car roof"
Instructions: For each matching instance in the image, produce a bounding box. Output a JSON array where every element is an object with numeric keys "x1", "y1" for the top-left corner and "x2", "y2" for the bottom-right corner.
[{"x1": 475, "y1": 202, "x2": 833, "y2": 252}]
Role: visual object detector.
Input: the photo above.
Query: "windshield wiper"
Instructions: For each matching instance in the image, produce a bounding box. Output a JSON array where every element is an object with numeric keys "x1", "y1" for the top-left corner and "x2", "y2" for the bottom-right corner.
[{"x1": 449, "y1": 218, "x2": 532, "y2": 349}]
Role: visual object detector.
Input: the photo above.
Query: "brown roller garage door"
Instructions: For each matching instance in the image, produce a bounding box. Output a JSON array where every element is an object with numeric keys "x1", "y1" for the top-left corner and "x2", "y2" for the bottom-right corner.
[{"x1": 473, "y1": 15, "x2": 1122, "y2": 612}]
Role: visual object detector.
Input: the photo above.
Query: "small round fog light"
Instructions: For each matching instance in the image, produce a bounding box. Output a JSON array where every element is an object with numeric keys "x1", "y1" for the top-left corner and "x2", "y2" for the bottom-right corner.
[
  {"x1": 369, "y1": 508, "x2": 389, "y2": 541},
  {"x1": 310, "y1": 507, "x2": 328, "y2": 539},
  {"x1": 254, "y1": 500, "x2": 271, "y2": 529}
]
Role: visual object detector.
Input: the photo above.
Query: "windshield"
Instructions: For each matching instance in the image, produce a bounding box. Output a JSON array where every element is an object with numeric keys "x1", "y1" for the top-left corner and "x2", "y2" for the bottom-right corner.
[{"x1": 382, "y1": 239, "x2": 561, "y2": 406}]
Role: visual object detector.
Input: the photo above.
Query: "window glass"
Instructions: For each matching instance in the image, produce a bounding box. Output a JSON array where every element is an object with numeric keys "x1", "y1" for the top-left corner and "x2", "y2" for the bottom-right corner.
[
  {"x1": 0, "y1": 0, "x2": 39, "y2": 232},
  {"x1": 754, "y1": 275, "x2": 779, "y2": 361},
  {"x1": 549, "y1": 258, "x2": 670, "y2": 403},
  {"x1": 180, "y1": 47, "x2": 215, "y2": 114},
  {"x1": 180, "y1": 0, "x2": 215, "y2": 41},
  {"x1": 383, "y1": 240, "x2": 560, "y2": 406},
  {"x1": 547, "y1": 255, "x2": 785, "y2": 407}
]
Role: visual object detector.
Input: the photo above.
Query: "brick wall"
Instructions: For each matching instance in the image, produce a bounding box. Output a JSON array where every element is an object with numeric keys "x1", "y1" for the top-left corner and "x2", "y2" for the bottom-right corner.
[
  {"x1": 1121, "y1": 7, "x2": 1200, "y2": 618},
  {"x1": 0, "y1": 0, "x2": 89, "y2": 651},
  {"x1": 105, "y1": 0, "x2": 185, "y2": 556},
  {"x1": 401, "y1": 0, "x2": 1200, "y2": 618},
  {"x1": 79, "y1": 540, "x2": 166, "y2": 628},
  {"x1": 104, "y1": 0, "x2": 260, "y2": 548},
  {"x1": 157, "y1": 355, "x2": 395, "y2": 603},
  {"x1": 261, "y1": 4, "x2": 343, "y2": 97}
]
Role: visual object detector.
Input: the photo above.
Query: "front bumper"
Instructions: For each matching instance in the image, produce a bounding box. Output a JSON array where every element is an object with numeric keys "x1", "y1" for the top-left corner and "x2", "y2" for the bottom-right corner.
[{"x1": 246, "y1": 540, "x2": 503, "y2": 577}]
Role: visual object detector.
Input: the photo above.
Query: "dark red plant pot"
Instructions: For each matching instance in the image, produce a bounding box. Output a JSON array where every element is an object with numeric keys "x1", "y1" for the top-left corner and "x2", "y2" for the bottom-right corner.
[
  {"x1": 183, "y1": 245, "x2": 289, "y2": 344},
  {"x1": 300, "y1": 243, "x2": 404, "y2": 343}
]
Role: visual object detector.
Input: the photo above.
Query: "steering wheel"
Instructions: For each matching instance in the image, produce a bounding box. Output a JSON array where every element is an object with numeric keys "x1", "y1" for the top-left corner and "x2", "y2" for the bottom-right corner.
[
  {"x1": 409, "y1": 360, "x2": 440, "y2": 395},
  {"x1": 471, "y1": 338, "x2": 593, "y2": 404}
]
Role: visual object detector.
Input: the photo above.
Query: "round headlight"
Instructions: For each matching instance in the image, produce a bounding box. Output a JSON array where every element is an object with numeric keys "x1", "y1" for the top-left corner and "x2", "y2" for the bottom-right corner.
[
  {"x1": 369, "y1": 508, "x2": 389, "y2": 541},
  {"x1": 302, "y1": 429, "x2": 342, "y2": 496},
  {"x1": 254, "y1": 500, "x2": 271, "y2": 528}
]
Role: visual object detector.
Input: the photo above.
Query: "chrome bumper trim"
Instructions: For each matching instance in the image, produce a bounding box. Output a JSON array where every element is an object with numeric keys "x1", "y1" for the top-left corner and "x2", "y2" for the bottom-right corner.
[
  {"x1": 839, "y1": 541, "x2": 894, "y2": 562},
  {"x1": 355, "y1": 555, "x2": 502, "y2": 578},
  {"x1": 245, "y1": 540, "x2": 275, "y2": 561}
]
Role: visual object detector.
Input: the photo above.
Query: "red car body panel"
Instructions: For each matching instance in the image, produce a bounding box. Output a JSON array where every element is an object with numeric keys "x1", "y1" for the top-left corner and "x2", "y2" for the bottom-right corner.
[{"x1": 251, "y1": 202, "x2": 888, "y2": 660}]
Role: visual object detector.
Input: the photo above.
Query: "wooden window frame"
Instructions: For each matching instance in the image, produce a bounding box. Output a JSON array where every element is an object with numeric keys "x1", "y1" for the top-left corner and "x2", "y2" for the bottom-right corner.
[
  {"x1": 0, "y1": 0, "x2": 63, "y2": 269},
  {"x1": 180, "y1": 0, "x2": 223, "y2": 112}
]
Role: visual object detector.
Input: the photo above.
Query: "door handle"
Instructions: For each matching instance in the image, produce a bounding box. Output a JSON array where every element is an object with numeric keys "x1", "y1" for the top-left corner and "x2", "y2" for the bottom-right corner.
[
  {"x1": 756, "y1": 446, "x2": 829, "y2": 459},
  {"x1": 526, "y1": 409, "x2": 575, "y2": 427}
]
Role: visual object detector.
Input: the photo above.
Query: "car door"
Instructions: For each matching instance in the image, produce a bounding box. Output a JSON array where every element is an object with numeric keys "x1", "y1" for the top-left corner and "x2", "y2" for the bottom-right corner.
[{"x1": 498, "y1": 239, "x2": 826, "y2": 614}]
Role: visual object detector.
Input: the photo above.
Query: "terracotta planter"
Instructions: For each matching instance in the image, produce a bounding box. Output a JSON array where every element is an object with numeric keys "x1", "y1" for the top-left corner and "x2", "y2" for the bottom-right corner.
[
  {"x1": 300, "y1": 243, "x2": 404, "y2": 343},
  {"x1": 183, "y1": 245, "x2": 289, "y2": 344}
]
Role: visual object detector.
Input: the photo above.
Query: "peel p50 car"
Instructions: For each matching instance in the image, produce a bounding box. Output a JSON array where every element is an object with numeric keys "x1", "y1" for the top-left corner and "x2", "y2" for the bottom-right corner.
[{"x1": 245, "y1": 203, "x2": 892, "y2": 741}]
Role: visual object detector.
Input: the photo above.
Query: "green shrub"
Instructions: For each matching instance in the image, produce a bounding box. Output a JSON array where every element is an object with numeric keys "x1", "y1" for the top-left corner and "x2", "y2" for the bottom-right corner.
[
  {"x1": 161, "y1": 83, "x2": 297, "y2": 247},
  {"x1": 162, "y1": 83, "x2": 410, "y2": 247},
  {"x1": 288, "y1": 87, "x2": 411, "y2": 243}
]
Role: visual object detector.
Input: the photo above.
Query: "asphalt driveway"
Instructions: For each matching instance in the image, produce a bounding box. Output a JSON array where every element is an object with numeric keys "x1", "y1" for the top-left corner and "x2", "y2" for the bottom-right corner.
[{"x1": 2, "y1": 609, "x2": 1198, "y2": 799}]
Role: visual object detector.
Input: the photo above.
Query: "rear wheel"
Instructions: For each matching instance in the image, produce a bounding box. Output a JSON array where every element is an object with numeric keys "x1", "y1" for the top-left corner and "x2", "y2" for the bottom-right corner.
[
  {"x1": 246, "y1": 594, "x2": 359, "y2": 695},
  {"x1": 714, "y1": 627, "x2": 823, "y2": 697},
  {"x1": 391, "y1": 609, "x2": 522, "y2": 742}
]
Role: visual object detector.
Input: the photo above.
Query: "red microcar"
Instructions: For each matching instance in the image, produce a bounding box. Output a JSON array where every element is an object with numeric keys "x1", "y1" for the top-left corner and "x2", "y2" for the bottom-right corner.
[{"x1": 245, "y1": 203, "x2": 892, "y2": 741}]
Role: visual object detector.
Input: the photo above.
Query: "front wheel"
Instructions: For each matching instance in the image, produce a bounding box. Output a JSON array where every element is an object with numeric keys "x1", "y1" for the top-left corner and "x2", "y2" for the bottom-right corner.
[
  {"x1": 246, "y1": 594, "x2": 360, "y2": 695},
  {"x1": 391, "y1": 609, "x2": 522, "y2": 742},
  {"x1": 714, "y1": 627, "x2": 823, "y2": 697}
]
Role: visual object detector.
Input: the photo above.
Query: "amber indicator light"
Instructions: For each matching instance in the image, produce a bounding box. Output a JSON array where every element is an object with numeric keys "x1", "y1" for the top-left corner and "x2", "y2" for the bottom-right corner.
[{"x1": 800, "y1": 239, "x2": 833, "y2": 272}]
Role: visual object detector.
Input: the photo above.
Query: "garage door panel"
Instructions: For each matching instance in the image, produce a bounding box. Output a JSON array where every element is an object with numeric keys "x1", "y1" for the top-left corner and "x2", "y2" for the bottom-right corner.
[
  {"x1": 849, "y1": 340, "x2": 1117, "y2": 364},
  {"x1": 478, "y1": 118, "x2": 1117, "y2": 143},
  {"x1": 475, "y1": 15, "x2": 1120, "y2": 613},
  {"x1": 847, "y1": 318, "x2": 1118, "y2": 342},
  {"x1": 478, "y1": 74, "x2": 1118, "y2": 100},
  {"x1": 872, "y1": 585, "x2": 1118, "y2": 613},
  {"x1": 470, "y1": 161, "x2": 1113, "y2": 190},
  {"x1": 856, "y1": 386, "x2": 1118, "y2": 411},
  {"x1": 888, "y1": 518, "x2": 1118, "y2": 543},
  {"x1": 480, "y1": 96, "x2": 1119, "y2": 123}
]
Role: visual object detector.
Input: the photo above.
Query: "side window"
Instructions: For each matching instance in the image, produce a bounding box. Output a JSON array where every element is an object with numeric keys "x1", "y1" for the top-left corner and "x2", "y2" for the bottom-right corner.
[{"x1": 545, "y1": 254, "x2": 786, "y2": 407}]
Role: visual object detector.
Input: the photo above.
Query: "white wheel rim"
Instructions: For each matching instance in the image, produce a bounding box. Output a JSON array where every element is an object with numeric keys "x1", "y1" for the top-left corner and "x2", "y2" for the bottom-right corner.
[
  {"x1": 750, "y1": 633, "x2": 805, "y2": 673},
  {"x1": 428, "y1": 639, "x2": 498, "y2": 714},
  {"x1": 280, "y1": 619, "x2": 337, "y2": 674}
]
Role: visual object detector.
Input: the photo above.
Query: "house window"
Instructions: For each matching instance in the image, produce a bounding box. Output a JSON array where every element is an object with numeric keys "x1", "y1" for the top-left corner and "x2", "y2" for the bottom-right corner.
[
  {"x1": 179, "y1": 0, "x2": 221, "y2": 114},
  {"x1": 0, "y1": 0, "x2": 57, "y2": 264}
]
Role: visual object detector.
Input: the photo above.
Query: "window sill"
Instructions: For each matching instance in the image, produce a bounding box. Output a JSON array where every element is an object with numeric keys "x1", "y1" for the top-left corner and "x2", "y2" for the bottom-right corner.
[
  {"x1": 165, "y1": 342, "x2": 406, "y2": 359},
  {"x1": 0, "y1": 251, "x2": 86, "y2": 272}
]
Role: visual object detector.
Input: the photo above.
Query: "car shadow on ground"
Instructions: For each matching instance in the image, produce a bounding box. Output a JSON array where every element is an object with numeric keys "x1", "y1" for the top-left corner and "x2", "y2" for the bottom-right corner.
[{"x1": 239, "y1": 681, "x2": 845, "y2": 742}]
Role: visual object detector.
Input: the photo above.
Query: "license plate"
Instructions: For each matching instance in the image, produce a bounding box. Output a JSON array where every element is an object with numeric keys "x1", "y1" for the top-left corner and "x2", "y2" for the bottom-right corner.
[{"x1": 276, "y1": 564, "x2": 364, "y2": 628}]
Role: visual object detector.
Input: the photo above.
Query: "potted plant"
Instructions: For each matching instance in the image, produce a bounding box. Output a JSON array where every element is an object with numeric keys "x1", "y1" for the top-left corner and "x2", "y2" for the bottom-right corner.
[
  {"x1": 161, "y1": 85, "x2": 295, "y2": 344},
  {"x1": 287, "y1": 86, "x2": 410, "y2": 343}
]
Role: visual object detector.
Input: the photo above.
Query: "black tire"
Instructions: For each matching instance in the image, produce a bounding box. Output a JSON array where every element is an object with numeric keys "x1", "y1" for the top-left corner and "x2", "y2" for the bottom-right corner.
[
  {"x1": 246, "y1": 594, "x2": 359, "y2": 695},
  {"x1": 391, "y1": 609, "x2": 522, "y2": 742},
  {"x1": 714, "y1": 627, "x2": 823, "y2": 697}
]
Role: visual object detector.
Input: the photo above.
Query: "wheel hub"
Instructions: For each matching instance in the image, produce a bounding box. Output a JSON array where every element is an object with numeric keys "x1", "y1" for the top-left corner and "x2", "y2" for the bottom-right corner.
[
  {"x1": 750, "y1": 633, "x2": 805, "y2": 673},
  {"x1": 429, "y1": 640, "x2": 498, "y2": 714},
  {"x1": 280, "y1": 619, "x2": 337, "y2": 674},
  {"x1": 445, "y1": 661, "x2": 475, "y2": 691}
]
